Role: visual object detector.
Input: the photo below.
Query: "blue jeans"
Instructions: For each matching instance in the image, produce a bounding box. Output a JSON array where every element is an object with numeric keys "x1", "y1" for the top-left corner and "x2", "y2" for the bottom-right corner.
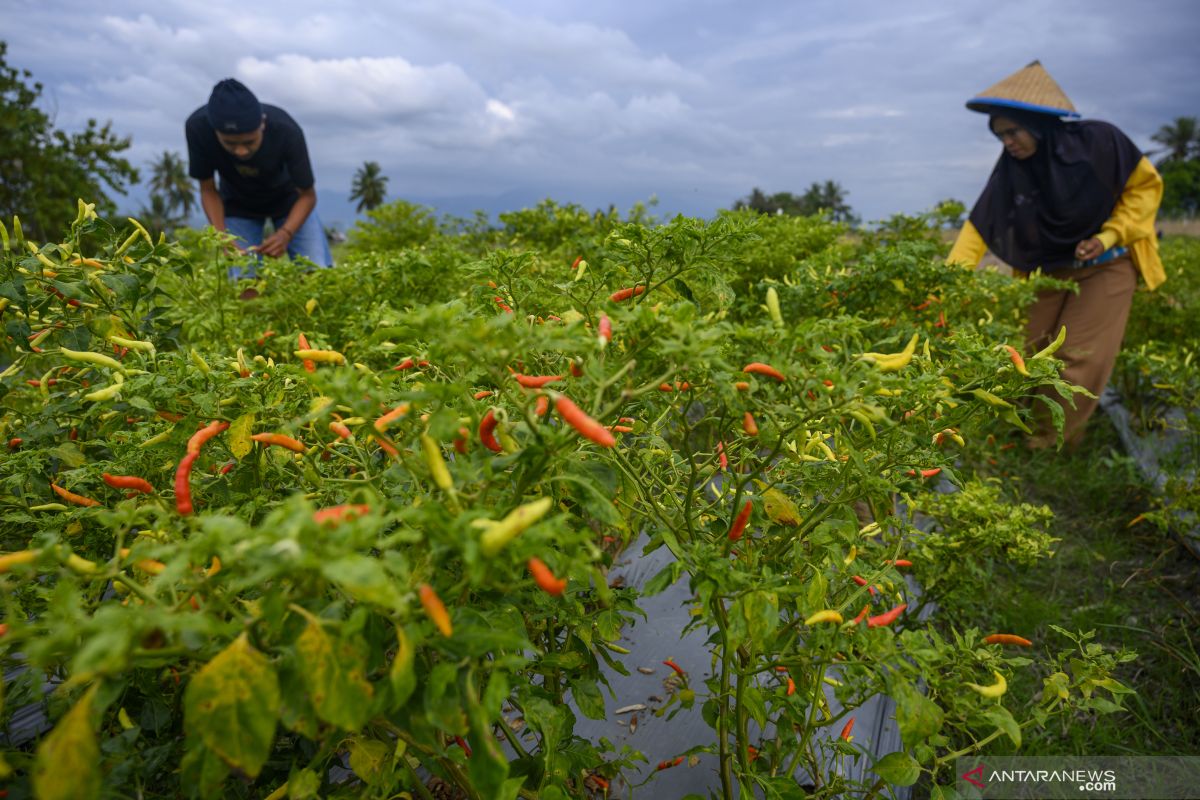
[{"x1": 225, "y1": 210, "x2": 333, "y2": 279}]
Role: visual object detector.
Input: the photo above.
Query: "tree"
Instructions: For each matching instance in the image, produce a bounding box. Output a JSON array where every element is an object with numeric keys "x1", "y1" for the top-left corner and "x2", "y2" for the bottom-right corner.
[
  {"x1": 349, "y1": 161, "x2": 388, "y2": 213},
  {"x1": 1159, "y1": 159, "x2": 1200, "y2": 217},
  {"x1": 733, "y1": 181, "x2": 858, "y2": 224},
  {"x1": 148, "y1": 150, "x2": 196, "y2": 220},
  {"x1": 137, "y1": 192, "x2": 184, "y2": 237},
  {"x1": 0, "y1": 42, "x2": 139, "y2": 239},
  {"x1": 1150, "y1": 116, "x2": 1199, "y2": 166}
]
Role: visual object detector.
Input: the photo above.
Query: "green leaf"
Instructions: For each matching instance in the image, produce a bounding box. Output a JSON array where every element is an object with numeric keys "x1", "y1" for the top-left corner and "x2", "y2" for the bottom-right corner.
[
  {"x1": 982, "y1": 706, "x2": 1021, "y2": 748},
  {"x1": 184, "y1": 633, "x2": 281, "y2": 778},
  {"x1": 49, "y1": 443, "x2": 87, "y2": 468},
  {"x1": 388, "y1": 624, "x2": 417, "y2": 709},
  {"x1": 33, "y1": 685, "x2": 100, "y2": 800},
  {"x1": 893, "y1": 680, "x2": 944, "y2": 746},
  {"x1": 569, "y1": 678, "x2": 606, "y2": 721},
  {"x1": 872, "y1": 751, "x2": 921, "y2": 786},
  {"x1": 294, "y1": 617, "x2": 374, "y2": 730},
  {"x1": 321, "y1": 555, "x2": 404, "y2": 610}
]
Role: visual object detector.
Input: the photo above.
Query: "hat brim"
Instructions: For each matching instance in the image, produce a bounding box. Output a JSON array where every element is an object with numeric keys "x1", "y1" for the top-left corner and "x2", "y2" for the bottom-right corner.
[{"x1": 966, "y1": 97, "x2": 1081, "y2": 119}]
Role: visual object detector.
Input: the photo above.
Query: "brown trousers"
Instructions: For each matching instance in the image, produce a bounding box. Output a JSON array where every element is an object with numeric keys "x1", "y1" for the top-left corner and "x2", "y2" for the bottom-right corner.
[{"x1": 1024, "y1": 256, "x2": 1139, "y2": 447}]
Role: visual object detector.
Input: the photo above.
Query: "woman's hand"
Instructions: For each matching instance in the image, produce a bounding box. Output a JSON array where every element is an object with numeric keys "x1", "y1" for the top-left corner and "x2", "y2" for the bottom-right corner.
[{"x1": 1075, "y1": 237, "x2": 1105, "y2": 261}]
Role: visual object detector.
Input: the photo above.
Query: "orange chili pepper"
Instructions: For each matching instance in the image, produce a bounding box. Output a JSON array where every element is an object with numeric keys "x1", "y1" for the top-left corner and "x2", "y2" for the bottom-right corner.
[
  {"x1": 419, "y1": 583, "x2": 453, "y2": 637},
  {"x1": 728, "y1": 499, "x2": 752, "y2": 542},
  {"x1": 742, "y1": 362, "x2": 786, "y2": 381},
  {"x1": 251, "y1": 432, "x2": 306, "y2": 452},
  {"x1": 102, "y1": 473, "x2": 154, "y2": 494},
  {"x1": 840, "y1": 718, "x2": 855, "y2": 741},
  {"x1": 554, "y1": 394, "x2": 616, "y2": 448},
  {"x1": 609, "y1": 285, "x2": 646, "y2": 302},
  {"x1": 984, "y1": 633, "x2": 1032, "y2": 647},
  {"x1": 51, "y1": 483, "x2": 100, "y2": 507},
  {"x1": 175, "y1": 452, "x2": 198, "y2": 515},
  {"x1": 187, "y1": 421, "x2": 229, "y2": 454},
  {"x1": 663, "y1": 658, "x2": 686, "y2": 677},
  {"x1": 743, "y1": 412, "x2": 759, "y2": 436},
  {"x1": 528, "y1": 557, "x2": 568, "y2": 596},
  {"x1": 866, "y1": 603, "x2": 907, "y2": 628},
  {"x1": 313, "y1": 504, "x2": 370, "y2": 525},
  {"x1": 514, "y1": 374, "x2": 563, "y2": 389},
  {"x1": 297, "y1": 333, "x2": 316, "y2": 372}
]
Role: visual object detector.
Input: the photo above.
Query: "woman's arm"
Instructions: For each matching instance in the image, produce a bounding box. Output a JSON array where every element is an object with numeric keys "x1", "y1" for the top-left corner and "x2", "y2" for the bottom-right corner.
[
  {"x1": 947, "y1": 219, "x2": 988, "y2": 268},
  {"x1": 1095, "y1": 156, "x2": 1163, "y2": 251}
]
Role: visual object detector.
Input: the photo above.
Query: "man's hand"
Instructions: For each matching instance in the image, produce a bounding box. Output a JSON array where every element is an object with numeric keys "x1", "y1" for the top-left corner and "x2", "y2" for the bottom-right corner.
[
  {"x1": 1074, "y1": 237, "x2": 1105, "y2": 262},
  {"x1": 258, "y1": 227, "x2": 294, "y2": 258}
]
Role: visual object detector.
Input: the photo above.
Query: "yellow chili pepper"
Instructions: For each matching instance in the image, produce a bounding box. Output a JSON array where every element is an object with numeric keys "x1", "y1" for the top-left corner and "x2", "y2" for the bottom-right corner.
[
  {"x1": 479, "y1": 497, "x2": 554, "y2": 556},
  {"x1": 966, "y1": 670, "x2": 1008, "y2": 699},
  {"x1": 804, "y1": 610, "x2": 844, "y2": 625}
]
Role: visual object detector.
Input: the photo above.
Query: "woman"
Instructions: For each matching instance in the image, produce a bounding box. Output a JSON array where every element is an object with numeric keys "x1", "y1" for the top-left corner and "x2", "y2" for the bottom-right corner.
[{"x1": 948, "y1": 61, "x2": 1165, "y2": 448}]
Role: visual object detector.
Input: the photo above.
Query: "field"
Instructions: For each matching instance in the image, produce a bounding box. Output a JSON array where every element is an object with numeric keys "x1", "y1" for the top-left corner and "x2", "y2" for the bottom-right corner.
[{"x1": 1, "y1": 202, "x2": 1197, "y2": 799}]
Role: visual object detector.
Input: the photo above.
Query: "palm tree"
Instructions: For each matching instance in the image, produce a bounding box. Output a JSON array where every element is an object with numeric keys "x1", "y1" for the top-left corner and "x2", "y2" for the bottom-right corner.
[
  {"x1": 1150, "y1": 117, "x2": 1199, "y2": 166},
  {"x1": 138, "y1": 192, "x2": 184, "y2": 237},
  {"x1": 148, "y1": 151, "x2": 196, "y2": 220},
  {"x1": 350, "y1": 161, "x2": 388, "y2": 212}
]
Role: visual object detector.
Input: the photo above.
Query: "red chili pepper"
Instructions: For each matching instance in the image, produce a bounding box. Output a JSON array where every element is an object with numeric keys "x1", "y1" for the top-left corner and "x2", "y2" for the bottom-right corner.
[
  {"x1": 473, "y1": 390, "x2": 494, "y2": 400},
  {"x1": 656, "y1": 757, "x2": 685, "y2": 771},
  {"x1": 8, "y1": 438, "x2": 21, "y2": 449},
  {"x1": 663, "y1": 658, "x2": 686, "y2": 677},
  {"x1": 175, "y1": 452, "x2": 198, "y2": 515},
  {"x1": 313, "y1": 504, "x2": 370, "y2": 525},
  {"x1": 187, "y1": 421, "x2": 229, "y2": 454},
  {"x1": 494, "y1": 296, "x2": 513, "y2": 313},
  {"x1": 786, "y1": 677, "x2": 796, "y2": 696},
  {"x1": 0, "y1": 623, "x2": 8, "y2": 637},
  {"x1": 514, "y1": 374, "x2": 563, "y2": 388},
  {"x1": 256, "y1": 330, "x2": 275, "y2": 346},
  {"x1": 852, "y1": 605, "x2": 870, "y2": 625},
  {"x1": 890, "y1": 559, "x2": 913, "y2": 567},
  {"x1": 102, "y1": 473, "x2": 154, "y2": 494},
  {"x1": 742, "y1": 362, "x2": 786, "y2": 381},
  {"x1": 607, "y1": 424, "x2": 633, "y2": 433},
  {"x1": 570, "y1": 360, "x2": 584, "y2": 377},
  {"x1": 659, "y1": 383, "x2": 675, "y2": 392},
  {"x1": 479, "y1": 409, "x2": 503, "y2": 453},
  {"x1": 68, "y1": 427, "x2": 77, "y2": 440},
  {"x1": 840, "y1": 718, "x2": 855, "y2": 741},
  {"x1": 219, "y1": 461, "x2": 235, "y2": 474},
  {"x1": 453, "y1": 735, "x2": 472, "y2": 758},
  {"x1": 528, "y1": 557, "x2": 568, "y2": 596},
  {"x1": 716, "y1": 441, "x2": 728, "y2": 471},
  {"x1": 728, "y1": 499, "x2": 752, "y2": 542},
  {"x1": 157, "y1": 409, "x2": 184, "y2": 423},
  {"x1": 571, "y1": 255, "x2": 583, "y2": 270},
  {"x1": 743, "y1": 412, "x2": 758, "y2": 436},
  {"x1": 598, "y1": 313, "x2": 612, "y2": 345},
  {"x1": 866, "y1": 603, "x2": 907, "y2": 628},
  {"x1": 934, "y1": 310, "x2": 947, "y2": 328},
  {"x1": 393, "y1": 357, "x2": 416, "y2": 370},
  {"x1": 330, "y1": 421, "x2": 352, "y2": 439},
  {"x1": 51, "y1": 483, "x2": 100, "y2": 507},
  {"x1": 251, "y1": 432, "x2": 306, "y2": 452},
  {"x1": 554, "y1": 394, "x2": 616, "y2": 448},
  {"x1": 609, "y1": 285, "x2": 646, "y2": 302},
  {"x1": 984, "y1": 633, "x2": 1032, "y2": 647}
]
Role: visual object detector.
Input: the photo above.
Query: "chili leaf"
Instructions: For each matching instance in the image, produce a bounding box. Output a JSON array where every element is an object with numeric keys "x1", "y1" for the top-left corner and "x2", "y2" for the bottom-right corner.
[{"x1": 33, "y1": 685, "x2": 100, "y2": 800}]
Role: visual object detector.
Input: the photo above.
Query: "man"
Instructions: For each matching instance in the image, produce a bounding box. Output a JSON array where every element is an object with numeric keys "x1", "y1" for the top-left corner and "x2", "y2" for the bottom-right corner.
[{"x1": 186, "y1": 78, "x2": 332, "y2": 277}]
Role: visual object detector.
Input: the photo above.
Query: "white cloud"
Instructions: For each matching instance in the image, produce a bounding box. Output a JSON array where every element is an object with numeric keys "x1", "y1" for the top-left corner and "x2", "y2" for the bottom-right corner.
[{"x1": 817, "y1": 106, "x2": 905, "y2": 120}]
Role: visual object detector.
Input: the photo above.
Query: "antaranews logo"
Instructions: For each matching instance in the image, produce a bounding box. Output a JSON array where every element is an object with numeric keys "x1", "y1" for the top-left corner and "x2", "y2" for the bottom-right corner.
[{"x1": 962, "y1": 764, "x2": 986, "y2": 789}]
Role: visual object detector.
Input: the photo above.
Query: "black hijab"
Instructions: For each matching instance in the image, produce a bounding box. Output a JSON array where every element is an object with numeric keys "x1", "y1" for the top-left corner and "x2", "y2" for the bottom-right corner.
[{"x1": 967, "y1": 109, "x2": 1143, "y2": 272}]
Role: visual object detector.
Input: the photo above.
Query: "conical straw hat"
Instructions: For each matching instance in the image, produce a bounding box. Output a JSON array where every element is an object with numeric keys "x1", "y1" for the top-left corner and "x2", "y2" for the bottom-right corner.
[{"x1": 966, "y1": 60, "x2": 1079, "y2": 118}]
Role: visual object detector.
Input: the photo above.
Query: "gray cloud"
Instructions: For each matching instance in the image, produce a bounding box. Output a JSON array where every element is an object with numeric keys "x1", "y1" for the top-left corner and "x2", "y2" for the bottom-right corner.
[{"x1": 4, "y1": 0, "x2": 1199, "y2": 227}]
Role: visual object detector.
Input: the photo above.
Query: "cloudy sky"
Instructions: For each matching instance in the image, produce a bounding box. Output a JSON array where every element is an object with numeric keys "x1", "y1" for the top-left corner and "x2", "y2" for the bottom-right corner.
[{"x1": 7, "y1": 0, "x2": 1200, "y2": 228}]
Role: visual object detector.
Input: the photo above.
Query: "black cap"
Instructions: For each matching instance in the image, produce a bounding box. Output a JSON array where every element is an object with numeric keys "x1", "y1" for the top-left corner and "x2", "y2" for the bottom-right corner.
[{"x1": 206, "y1": 79, "x2": 262, "y2": 134}]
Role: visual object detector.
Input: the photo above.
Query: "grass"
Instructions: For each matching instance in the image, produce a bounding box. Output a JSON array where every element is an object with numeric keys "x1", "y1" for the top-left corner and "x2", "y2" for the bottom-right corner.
[{"x1": 957, "y1": 414, "x2": 1200, "y2": 755}]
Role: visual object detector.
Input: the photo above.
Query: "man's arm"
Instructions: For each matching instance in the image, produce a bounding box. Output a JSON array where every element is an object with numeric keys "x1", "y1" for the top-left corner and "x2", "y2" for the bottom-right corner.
[
  {"x1": 199, "y1": 178, "x2": 226, "y2": 231},
  {"x1": 258, "y1": 186, "x2": 316, "y2": 257}
]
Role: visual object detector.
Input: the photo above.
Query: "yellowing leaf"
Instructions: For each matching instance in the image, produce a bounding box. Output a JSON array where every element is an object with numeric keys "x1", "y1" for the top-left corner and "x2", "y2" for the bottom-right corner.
[
  {"x1": 184, "y1": 633, "x2": 281, "y2": 778},
  {"x1": 228, "y1": 413, "x2": 256, "y2": 460},
  {"x1": 33, "y1": 685, "x2": 100, "y2": 800},
  {"x1": 347, "y1": 737, "x2": 391, "y2": 786},
  {"x1": 295, "y1": 617, "x2": 375, "y2": 730},
  {"x1": 761, "y1": 487, "x2": 801, "y2": 526}
]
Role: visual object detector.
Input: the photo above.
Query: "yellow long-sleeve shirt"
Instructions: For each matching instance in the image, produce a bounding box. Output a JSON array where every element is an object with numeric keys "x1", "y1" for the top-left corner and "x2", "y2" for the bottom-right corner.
[{"x1": 948, "y1": 155, "x2": 1166, "y2": 289}]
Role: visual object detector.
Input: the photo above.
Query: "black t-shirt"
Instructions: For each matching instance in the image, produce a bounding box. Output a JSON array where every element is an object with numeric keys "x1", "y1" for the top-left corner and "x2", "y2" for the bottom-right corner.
[{"x1": 185, "y1": 104, "x2": 315, "y2": 220}]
